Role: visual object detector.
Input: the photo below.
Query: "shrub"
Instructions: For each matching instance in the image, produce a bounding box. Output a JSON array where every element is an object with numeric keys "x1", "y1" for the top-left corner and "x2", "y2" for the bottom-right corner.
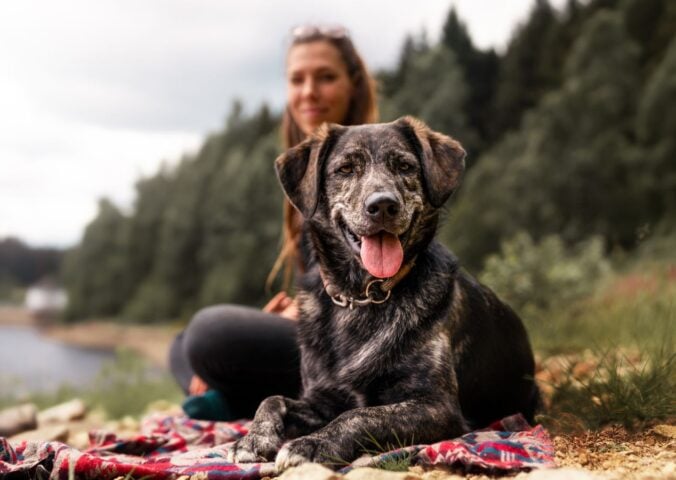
[{"x1": 479, "y1": 232, "x2": 610, "y2": 318}]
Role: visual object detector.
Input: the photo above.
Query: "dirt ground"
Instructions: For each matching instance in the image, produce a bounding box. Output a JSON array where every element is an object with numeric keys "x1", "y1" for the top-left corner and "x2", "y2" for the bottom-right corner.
[{"x1": 550, "y1": 424, "x2": 675, "y2": 479}]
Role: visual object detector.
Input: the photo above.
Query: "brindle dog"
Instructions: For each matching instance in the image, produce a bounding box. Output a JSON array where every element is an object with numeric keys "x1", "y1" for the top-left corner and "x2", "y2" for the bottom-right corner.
[{"x1": 228, "y1": 117, "x2": 539, "y2": 471}]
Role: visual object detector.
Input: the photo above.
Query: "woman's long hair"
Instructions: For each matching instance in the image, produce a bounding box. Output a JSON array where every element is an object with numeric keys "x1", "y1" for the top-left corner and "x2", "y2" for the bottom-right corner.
[{"x1": 267, "y1": 28, "x2": 378, "y2": 291}]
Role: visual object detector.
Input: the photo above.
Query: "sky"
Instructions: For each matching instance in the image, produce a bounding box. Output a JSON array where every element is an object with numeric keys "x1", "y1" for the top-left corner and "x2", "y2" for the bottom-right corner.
[{"x1": 0, "y1": 0, "x2": 565, "y2": 248}]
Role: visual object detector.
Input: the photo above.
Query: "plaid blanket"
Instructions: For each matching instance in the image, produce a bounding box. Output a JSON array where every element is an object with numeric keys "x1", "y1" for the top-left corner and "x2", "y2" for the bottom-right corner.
[{"x1": 0, "y1": 413, "x2": 555, "y2": 479}]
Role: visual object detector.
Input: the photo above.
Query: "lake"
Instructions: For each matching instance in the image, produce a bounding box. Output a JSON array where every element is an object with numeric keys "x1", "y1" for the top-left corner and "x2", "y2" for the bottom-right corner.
[{"x1": 0, "y1": 325, "x2": 117, "y2": 394}]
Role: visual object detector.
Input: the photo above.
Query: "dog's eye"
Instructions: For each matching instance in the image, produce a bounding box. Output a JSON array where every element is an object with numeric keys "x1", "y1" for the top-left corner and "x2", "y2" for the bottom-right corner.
[
  {"x1": 397, "y1": 162, "x2": 415, "y2": 173},
  {"x1": 337, "y1": 164, "x2": 354, "y2": 175}
]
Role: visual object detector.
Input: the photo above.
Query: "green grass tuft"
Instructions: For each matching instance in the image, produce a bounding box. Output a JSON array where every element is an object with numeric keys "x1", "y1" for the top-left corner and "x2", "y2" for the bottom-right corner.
[
  {"x1": 542, "y1": 342, "x2": 675, "y2": 430},
  {"x1": 355, "y1": 430, "x2": 415, "y2": 472}
]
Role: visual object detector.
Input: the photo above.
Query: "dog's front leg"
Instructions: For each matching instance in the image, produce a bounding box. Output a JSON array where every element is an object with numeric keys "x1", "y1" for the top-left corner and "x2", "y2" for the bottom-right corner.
[
  {"x1": 275, "y1": 400, "x2": 468, "y2": 471},
  {"x1": 227, "y1": 395, "x2": 330, "y2": 463}
]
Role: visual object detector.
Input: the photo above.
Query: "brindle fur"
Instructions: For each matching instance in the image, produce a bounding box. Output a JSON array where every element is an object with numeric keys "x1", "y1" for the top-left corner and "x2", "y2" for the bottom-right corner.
[{"x1": 228, "y1": 117, "x2": 539, "y2": 471}]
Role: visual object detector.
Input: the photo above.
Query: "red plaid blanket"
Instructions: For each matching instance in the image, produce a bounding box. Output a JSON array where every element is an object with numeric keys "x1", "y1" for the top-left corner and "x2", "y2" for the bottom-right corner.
[{"x1": 0, "y1": 413, "x2": 555, "y2": 479}]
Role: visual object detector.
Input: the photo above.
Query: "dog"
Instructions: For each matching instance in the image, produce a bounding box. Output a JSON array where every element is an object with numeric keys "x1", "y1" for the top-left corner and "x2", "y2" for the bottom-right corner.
[{"x1": 228, "y1": 117, "x2": 539, "y2": 471}]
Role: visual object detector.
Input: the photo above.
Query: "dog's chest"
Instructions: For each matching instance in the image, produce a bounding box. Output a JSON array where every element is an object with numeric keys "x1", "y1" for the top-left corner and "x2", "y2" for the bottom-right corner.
[{"x1": 301, "y1": 300, "x2": 408, "y2": 382}]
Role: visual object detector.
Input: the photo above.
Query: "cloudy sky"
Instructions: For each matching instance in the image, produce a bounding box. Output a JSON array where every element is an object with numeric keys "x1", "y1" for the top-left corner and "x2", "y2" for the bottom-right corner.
[{"x1": 0, "y1": 0, "x2": 564, "y2": 248}]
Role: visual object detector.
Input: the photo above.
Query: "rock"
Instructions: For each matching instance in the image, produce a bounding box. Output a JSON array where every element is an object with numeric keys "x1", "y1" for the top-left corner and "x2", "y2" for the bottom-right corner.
[
  {"x1": 67, "y1": 430, "x2": 91, "y2": 450},
  {"x1": 345, "y1": 467, "x2": 422, "y2": 480},
  {"x1": 514, "y1": 467, "x2": 604, "y2": 479},
  {"x1": 419, "y1": 468, "x2": 464, "y2": 480},
  {"x1": 0, "y1": 403, "x2": 38, "y2": 436},
  {"x1": 10, "y1": 424, "x2": 69, "y2": 443},
  {"x1": 145, "y1": 399, "x2": 182, "y2": 416},
  {"x1": 37, "y1": 398, "x2": 86, "y2": 425},
  {"x1": 651, "y1": 424, "x2": 676, "y2": 439},
  {"x1": 278, "y1": 463, "x2": 341, "y2": 480}
]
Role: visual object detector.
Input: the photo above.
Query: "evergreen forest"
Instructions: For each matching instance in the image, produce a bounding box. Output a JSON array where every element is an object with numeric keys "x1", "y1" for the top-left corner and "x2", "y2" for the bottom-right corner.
[{"x1": 62, "y1": 0, "x2": 676, "y2": 323}]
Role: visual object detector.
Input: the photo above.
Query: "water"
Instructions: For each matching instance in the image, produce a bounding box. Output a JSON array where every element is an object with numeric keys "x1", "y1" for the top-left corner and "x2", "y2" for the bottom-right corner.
[{"x1": 0, "y1": 325, "x2": 117, "y2": 394}]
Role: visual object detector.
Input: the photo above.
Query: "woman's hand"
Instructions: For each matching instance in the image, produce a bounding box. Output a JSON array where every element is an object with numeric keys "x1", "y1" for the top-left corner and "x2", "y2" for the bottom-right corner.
[
  {"x1": 263, "y1": 291, "x2": 299, "y2": 320},
  {"x1": 189, "y1": 375, "x2": 209, "y2": 396}
]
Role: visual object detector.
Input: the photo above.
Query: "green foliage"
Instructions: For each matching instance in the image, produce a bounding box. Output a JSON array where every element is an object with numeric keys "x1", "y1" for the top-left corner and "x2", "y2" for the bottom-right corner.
[
  {"x1": 635, "y1": 35, "x2": 676, "y2": 218},
  {"x1": 123, "y1": 277, "x2": 178, "y2": 322},
  {"x1": 528, "y1": 269, "x2": 675, "y2": 352},
  {"x1": 528, "y1": 263, "x2": 675, "y2": 430},
  {"x1": 363, "y1": 433, "x2": 414, "y2": 472},
  {"x1": 87, "y1": 348, "x2": 182, "y2": 419},
  {"x1": 380, "y1": 45, "x2": 479, "y2": 154},
  {"x1": 63, "y1": 199, "x2": 134, "y2": 320},
  {"x1": 0, "y1": 237, "x2": 63, "y2": 290},
  {"x1": 196, "y1": 132, "x2": 283, "y2": 307},
  {"x1": 0, "y1": 273, "x2": 20, "y2": 302},
  {"x1": 491, "y1": 0, "x2": 560, "y2": 136},
  {"x1": 479, "y1": 233, "x2": 610, "y2": 317},
  {"x1": 65, "y1": 104, "x2": 280, "y2": 322},
  {"x1": 443, "y1": 10, "x2": 648, "y2": 268},
  {"x1": 441, "y1": 8, "x2": 499, "y2": 153}
]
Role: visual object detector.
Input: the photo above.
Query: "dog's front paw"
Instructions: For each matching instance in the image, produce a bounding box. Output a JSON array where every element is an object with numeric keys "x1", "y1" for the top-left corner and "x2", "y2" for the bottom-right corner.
[
  {"x1": 275, "y1": 436, "x2": 338, "y2": 472},
  {"x1": 227, "y1": 432, "x2": 282, "y2": 463}
]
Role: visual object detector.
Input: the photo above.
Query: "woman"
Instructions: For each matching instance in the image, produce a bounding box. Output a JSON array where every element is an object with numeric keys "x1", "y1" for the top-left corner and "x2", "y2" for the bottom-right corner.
[{"x1": 169, "y1": 25, "x2": 378, "y2": 420}]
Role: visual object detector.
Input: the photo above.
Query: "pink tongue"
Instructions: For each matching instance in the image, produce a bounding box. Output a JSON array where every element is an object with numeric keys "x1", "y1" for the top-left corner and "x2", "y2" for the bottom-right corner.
[{"x1": 360, "y1": 232, "x2": 404, "y2": 278}]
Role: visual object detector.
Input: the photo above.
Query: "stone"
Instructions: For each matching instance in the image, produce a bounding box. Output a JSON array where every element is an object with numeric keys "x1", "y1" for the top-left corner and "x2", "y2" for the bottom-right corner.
[
  {"x1": 515, "y1": 467, "x2": 605, "y2": 479},
  {"x1": 419, "y1": 468, "x2": 465, "y2": 480},
  {"x1": 278, "y1": 463, "x2": 342, "y2": 480},
  {"x1": 345, "y1": 467, "x2": 422, "y2": 480},
  {"x1": 651, "y1": 424, "x2": 676, "y2": 439},
  {"x1": 0, "y1": 403, "x2": 37, "y2": 436},
  {"x1": 10, "y1": 424, "x2": 69, "y2": 443},
  {"x1": 37, "y1": 398, "x2": 86, "y2": 425}
]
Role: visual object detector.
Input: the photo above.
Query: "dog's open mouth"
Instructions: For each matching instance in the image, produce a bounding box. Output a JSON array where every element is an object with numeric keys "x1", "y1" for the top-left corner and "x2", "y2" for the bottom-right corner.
[{"x1": 339, "y1": 217, "x2": 416, "y2": 279}]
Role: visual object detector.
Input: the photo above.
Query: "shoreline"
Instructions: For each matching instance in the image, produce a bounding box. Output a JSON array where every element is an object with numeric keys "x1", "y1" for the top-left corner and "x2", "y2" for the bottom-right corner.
[{"x1": 0, "y1": 306, "x2": 180, "y2": 368}]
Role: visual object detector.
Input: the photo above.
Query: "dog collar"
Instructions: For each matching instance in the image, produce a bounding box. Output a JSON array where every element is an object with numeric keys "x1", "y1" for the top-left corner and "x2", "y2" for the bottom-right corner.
[{"x1": 319, "y1": 259, "x2": 416, "y2": 309}]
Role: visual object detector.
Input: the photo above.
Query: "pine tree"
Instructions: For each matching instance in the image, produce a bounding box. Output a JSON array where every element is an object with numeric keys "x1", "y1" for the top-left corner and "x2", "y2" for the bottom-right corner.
[
  {"x1": 63, "y1": 199, "x2": 132, "y2": 319},
  {"x1": 442, "y1": 11, "x2": 643, "y2": 268},
  {"x1": 441, "y1": 7, "x2": 499, "y2": 155},
  {"x1": 491, "y1": 0, "x2": 559, "y2": 138}
]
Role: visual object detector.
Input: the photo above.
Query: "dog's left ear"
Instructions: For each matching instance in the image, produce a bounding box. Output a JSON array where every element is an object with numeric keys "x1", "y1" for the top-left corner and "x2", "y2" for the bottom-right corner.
[
  {"x1": 395, "y1": 116, "x2": 466, "y2": 207},
  {"x1": 275, "y1": 123, "x2": 345, "y2": 218}
]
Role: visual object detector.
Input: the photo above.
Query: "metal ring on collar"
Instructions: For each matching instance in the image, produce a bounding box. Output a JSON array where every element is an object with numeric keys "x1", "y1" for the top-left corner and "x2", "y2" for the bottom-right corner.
[{"x1": 364, "y1": 279, "x2": 391, "y2": 304}]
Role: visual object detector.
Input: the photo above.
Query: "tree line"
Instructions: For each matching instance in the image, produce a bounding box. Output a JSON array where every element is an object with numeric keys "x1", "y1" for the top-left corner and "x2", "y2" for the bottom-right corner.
[
  {"x1": 62, "y1": 0, "x2": 676, "y2": 322},
  {"x1": 0, "y1": 237, "x2": 63, "y2": 299}
]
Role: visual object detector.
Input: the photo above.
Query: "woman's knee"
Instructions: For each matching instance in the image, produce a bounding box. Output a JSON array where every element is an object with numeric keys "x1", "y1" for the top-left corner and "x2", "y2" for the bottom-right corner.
[{"x1": 183, "y1": 304, "x2": 267, "y2": 366}]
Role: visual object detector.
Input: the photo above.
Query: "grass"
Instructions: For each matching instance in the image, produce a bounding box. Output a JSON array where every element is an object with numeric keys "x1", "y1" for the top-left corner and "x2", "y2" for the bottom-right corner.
[
  {"x1": 540, "y1": 342, "x2": 675, "y2": 431},
  {"x1": 356, "y1": 430, "x2": 415, "y2": 472},
  {"x1": 529, "y1": 268, "x2": 676, "y2": 431},
  {"x1": 525, "y1": 273, "x2": 675, "y2": 355},
  {"x1": 319, "y1": 430, "x2": 415, "y2": 472},
  {"x1": 0, "y1": 348, "x2": 183, "y2": 420}
]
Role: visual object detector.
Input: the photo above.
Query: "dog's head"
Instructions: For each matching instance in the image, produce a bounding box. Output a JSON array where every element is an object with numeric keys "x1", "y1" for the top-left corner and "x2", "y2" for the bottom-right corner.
[{"x1": 275, "y1": 116, "x2": 465, "y2": 279}]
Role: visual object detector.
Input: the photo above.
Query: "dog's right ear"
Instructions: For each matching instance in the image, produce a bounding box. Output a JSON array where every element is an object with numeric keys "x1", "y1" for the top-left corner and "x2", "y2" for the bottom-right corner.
[{"x1": 275, "y1": 123, "x2": 344, "y2": 218}]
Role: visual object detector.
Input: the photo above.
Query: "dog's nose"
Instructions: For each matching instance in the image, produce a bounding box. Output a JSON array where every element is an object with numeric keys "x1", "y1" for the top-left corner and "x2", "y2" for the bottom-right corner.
[{"x1": 365, "y1": 192, "x2": 400, "y2": 221}]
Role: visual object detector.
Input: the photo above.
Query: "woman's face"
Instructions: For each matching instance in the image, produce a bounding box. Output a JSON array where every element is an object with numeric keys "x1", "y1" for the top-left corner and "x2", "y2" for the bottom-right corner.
[{"x1": 287, "y1": 40, "x2": 354, "y2": 135}]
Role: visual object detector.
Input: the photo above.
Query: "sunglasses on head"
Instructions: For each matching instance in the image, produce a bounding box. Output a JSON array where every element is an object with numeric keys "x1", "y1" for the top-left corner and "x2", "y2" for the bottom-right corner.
[{"x1": 291, "y1": 25, "x2": 349, "y2": 41}]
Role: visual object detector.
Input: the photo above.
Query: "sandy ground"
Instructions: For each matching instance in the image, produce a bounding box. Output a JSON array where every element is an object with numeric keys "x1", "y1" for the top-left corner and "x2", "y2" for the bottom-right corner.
[{"x1": 0, "y1": 306, "x2": 179, "y2": 367}]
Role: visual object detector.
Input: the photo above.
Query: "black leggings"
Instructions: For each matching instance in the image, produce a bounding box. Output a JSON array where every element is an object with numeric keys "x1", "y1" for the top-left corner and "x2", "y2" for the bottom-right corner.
[{"x1": 168, "y1": 305, "x2": 302, "y2": 419}]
